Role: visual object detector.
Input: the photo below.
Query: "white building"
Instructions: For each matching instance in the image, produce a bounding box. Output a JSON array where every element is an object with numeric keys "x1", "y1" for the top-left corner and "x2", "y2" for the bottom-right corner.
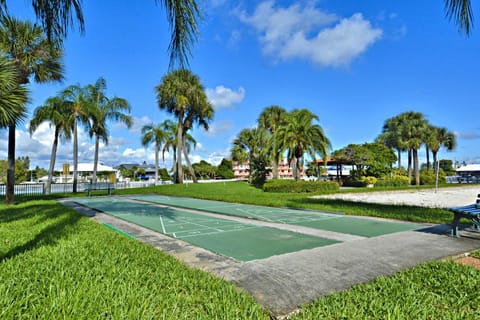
[
  {"x1": 456, "y1": 164, "x2": 480, "y2": 183},
  {"x1": 39, "y1": 163, "x2": 117, "y2": 183}
]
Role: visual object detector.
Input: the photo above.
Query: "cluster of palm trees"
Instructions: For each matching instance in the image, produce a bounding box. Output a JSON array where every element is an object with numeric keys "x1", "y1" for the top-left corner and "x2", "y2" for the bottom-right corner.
[
  {"x1": 148, "y1": 69, "x2": 213, "y2": 184},
  {"x1": 29, "y1": 77, "x2": 132, "y2": 194},
  {"x1": 377, "y1": 111, "x2": 456, "y2": 185},
  {"x1": 0, "y1": 0, "x2": 201, "y2": 203},
  {"x1": 232, "y1": 106, "x2": 331, "y2": 182}
]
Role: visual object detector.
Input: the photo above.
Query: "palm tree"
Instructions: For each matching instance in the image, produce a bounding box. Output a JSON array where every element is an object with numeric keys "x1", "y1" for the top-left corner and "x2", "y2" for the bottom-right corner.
[
  {"x1": 62, "y1": 84, "x2": 91, "y2": 192},
  {"x1": 0, "y1": 16, "x2": 63, "y2": 204},
  {"x1": 0, "y1": 56, "x2": 29, "y2": 204},
  {"x1": 161, "y1": 119, "x2": 196, "y2": 180},
  {"x1": 428, "y1": 127, "x2": 457, "y2": 175},
  {"x1": 276, "y1": 109, "x2": 331, "y2": 181},
  {"x1": 231, "y1": 127, "x2": 271, "y2": 183},
  {"x1": 0, "y1": 57, "x2": 28, "y2": 127},
  {"x1": 378, "y1": 115, "x2": 407, "y2": 169},
  {"x1": 398, "y1": 112, "x2": 428, "y2": 185},
  {"x1": 0, "y1": 0, "x2": 200, "y2": 67},
  {"x1": 29, "y1": 96, "x2": 74, "y2": 194},
  {"x1": 161, "y1": 119, "x2": 178, "y2": 175},
  {"x1": 86, "y1": 77, "x2": 132, "y2": 184},
  {"x1": 156, "y1": 69, "x2": 213, "y2": 183},
  {"x1": 258, "y1": 105, "x2": 287, "y2": 179},
  {"x1": 141, "y1": 122, "x2": 168, "y2": 184}
]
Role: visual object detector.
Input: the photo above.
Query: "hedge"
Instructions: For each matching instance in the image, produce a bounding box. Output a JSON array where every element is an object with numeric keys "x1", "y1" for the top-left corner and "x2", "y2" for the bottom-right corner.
[{"x1": 263, "y1": 179, "x2": 339, "y2": 193}]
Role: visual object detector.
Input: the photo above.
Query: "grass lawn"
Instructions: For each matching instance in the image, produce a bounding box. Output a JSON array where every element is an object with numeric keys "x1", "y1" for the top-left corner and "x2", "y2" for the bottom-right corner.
[
  {"x1": 0, "y1": 200, "x2": 268, "y2": 319},
  {"x1": 2, "y1": 182, "x2": 479, "y2": 319}
]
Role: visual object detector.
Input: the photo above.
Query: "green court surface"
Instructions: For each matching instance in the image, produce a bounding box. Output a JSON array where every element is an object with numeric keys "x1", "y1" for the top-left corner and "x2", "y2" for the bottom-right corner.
[
  {"x1": 129, "y1": 195, "x2": 422, "y2": 237},
  {"x1": 75, "y1": 198, "x2": 338, "y2": 262}
]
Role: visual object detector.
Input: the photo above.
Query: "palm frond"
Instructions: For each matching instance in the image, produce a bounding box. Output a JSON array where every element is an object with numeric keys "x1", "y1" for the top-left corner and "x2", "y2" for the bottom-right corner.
[{"x1": 445, "y1": 0, "x2": 474, "y2": 35}]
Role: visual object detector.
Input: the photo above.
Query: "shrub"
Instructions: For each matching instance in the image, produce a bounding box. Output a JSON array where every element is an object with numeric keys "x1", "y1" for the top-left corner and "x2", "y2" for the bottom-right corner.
[
  {"x1": 263, "y1": 179, "x2": 339, "y2": 193},
  {"x1": 361, "y1": 176, "x2": 377, "y2": 186},
  {"x1": 420, "y1": 169, "x2": 446, "y2": 185},
  {"x1": 376, "y1": 175, "x2": 411, "y2": 187}
]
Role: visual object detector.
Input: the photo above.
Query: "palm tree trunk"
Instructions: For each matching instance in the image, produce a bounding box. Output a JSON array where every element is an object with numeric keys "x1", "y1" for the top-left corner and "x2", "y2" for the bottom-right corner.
[
  {"x1": 176, "y1": 120, "x2": 183, "y2": 184},
  {"x1": 92, "y1": 134, "x2": 100, "y2": 184},
  {"x1": 407, "y1": 149, "x2": 412, "y2": 180},
  {"x1": 182, "y1": 137, "x2": 197, "y2": 183},
  {"x1": 413, "y1": 148, "x2": 420, "y2": 185},
  {"x1": 73, "y1": 116, "x2": 78, "y2": 193},
  {"x1": 425, "y1": 146, "x2": 430, "y2": 171},
  {"x1": 172, "y1": 150, "x2": 177, "y2": 180},
  {"x1": 46, "y1": 128, "x2": 60, "y2": 195},
  {"x1": 154, "y1": 143, "x2": 159, "y2": 184},
  {"x1": 273, "y1": 155, "x2": 279, "y2": 179},
  {"x1": 432, "y1": 151, "x2": 438, "y2": 176},
  {"x1": 397, "y1": 149, "x2": 401, "y2": 169},
  {"x1": 6, "y1": 124, "x2": 16, "y2": 205},
  {"x1": 248, "y1": 152, "x2": 254, "y2": 183},
  {"x1": 293, "y1": 157, "x2": 299, "y2": 181}
]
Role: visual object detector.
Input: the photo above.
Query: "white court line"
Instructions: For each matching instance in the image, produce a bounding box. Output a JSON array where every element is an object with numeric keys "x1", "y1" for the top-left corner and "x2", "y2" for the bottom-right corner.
[
  {"x1": 179, "y1": 225, "x2": 260, "y2": 238},
  {"x1": 159, "y1": 216, "x2": 166, "y2": 234}
]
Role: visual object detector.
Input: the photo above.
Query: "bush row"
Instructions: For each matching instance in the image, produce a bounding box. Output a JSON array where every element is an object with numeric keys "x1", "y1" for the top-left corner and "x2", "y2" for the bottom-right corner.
[
  {"x1": 375, "y1": 175, "x2": 411, "y2": 187},
  {"x1": 263, "y1": 179, "x2": 339, "y2": 193}
]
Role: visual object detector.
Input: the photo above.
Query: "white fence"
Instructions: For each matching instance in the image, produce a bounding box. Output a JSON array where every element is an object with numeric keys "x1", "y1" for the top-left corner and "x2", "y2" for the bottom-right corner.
[{"x1": 0, "y1": 180, "x2": 170, "y2": 197}]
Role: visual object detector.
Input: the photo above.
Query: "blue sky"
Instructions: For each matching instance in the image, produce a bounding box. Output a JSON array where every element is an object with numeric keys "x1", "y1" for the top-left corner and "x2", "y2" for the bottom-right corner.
[{"x1": 2, "y1": 0, "x2": 480, "y2": 170}]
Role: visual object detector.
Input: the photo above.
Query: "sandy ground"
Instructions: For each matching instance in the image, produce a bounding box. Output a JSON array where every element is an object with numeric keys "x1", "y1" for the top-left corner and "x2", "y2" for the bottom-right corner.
[{"x1": 312, "y1": 186, "x2": 480, "y2": 208}]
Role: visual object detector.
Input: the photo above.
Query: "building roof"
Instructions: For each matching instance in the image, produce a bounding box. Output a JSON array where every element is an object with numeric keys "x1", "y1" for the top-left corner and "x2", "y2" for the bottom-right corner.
[
  {"x1": 456, "y1": 164, "x2": 480, "y2": 172},
  {"x1": 70, "y1": 163, "x2": 116, "y2": 172}
]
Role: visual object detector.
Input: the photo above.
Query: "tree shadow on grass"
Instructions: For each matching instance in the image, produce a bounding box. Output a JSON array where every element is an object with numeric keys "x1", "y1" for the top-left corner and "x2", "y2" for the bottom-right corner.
[
  {"x1": 0, "y1": 203, "x2": 82, "y2": 262},
  {"x1": 286, "y1": 197, "x2": 452, "y2": 224}
]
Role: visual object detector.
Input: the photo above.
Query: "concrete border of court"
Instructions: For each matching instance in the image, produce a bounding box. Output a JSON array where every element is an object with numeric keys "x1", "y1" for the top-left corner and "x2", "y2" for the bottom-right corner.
[{"x1": 61, "y1": 199, "x2": 480, "y2": 318}]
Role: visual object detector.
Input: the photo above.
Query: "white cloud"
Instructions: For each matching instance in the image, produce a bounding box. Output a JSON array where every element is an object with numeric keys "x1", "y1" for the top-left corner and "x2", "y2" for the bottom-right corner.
[
  {"x1": 128, "y1": 116, "x2": 153, "y2": 134},
  {"x1": 241, "y1": 1, "x2": 382, "y2": 67},
  {"x1": 206, "y1": 86, "x2": 245, "y2": 109},
  {"x1": 455, "y1": 131, "x2": 480, "y2": 140},
  {"x1": 204, "y1": 120, "x2": 234, "y2": 137},
  {"x1": 228, "y1": 30, "x2": 242, "y2": 46}
]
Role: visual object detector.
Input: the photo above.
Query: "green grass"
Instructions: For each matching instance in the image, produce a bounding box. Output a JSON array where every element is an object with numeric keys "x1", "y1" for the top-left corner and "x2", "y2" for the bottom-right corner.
[
  {"x1": 2, "y1": 183, "x2": 479, "y2": 319},
  {"x1": 0, "y1": 200, "x2": 268, "y2": 319},
  {"x1": 115, "y1": 181, "x2": 453, "y2": 224},
  {"x1": 292, "y1": 261, "x2": 480, "y2": 319}
]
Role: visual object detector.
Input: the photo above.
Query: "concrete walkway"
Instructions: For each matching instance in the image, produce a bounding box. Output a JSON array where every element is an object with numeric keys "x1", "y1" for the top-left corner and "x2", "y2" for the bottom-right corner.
[{"x1": 62, "y1": 200, "x2": 480, "y2": 318}]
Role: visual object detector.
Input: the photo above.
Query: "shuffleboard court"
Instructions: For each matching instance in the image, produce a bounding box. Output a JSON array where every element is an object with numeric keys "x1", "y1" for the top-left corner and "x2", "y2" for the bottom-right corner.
[
  {"x1": 130, "y1": 194, "x2": 422, "y2": 237},
  {"x1": 74, "y1": 197, "x2": 339, "y2": 261}
]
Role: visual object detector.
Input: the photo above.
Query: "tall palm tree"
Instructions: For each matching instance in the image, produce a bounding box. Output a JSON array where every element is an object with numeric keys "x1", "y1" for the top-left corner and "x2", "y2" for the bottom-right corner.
[
  {"x1": 0, "y1": 0, "x2": 200, "y2": 67},
  {"x1": 86, "y1": 77, "x2": 132, "y2": 184},
  {"x1": 277, "y1": 109, "x2": 331, "y2": 181},
  {"x1": 29, "y1": 96, "x2": 74, "y2": 194},
  {"x1": 161, "y1": 119, "x2": 196, "y2": 179},
  {"x1": 231, "y1": 127, "x2": 271, "y2": 183},
  {"x1": 62, "y1": 84, "x2": 91, "y2": 192},
  {"x1": 398, "y1": 111, "x2": 428, "y2": 185},
  {"x1": 156, "y1": 69, "x2": 213, "y2": 183},
  {"x1": 428, "y1": 127, "x2": 457, "y2": 175},
  {"x1": 258, "y1": 105, "x2": 287, "y2": 179},
  {"x1": 141, "y1": 122, "x2": 167, "y2": 184},
  {"x1": 0, "y1": 16, "x2": 63, "y2": 204},
  {"x1": 0, "y1": 56, "x2": 29, "y2": 204}
]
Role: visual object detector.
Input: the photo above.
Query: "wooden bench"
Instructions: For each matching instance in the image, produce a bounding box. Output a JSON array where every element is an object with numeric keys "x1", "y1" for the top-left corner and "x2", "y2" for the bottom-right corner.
[
  {"x1": 84, "y1": 182, "x2": 115, "y2": 197},
  {"x1": 449, "y1": 193, "x2": 480, "y2": 237}
]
